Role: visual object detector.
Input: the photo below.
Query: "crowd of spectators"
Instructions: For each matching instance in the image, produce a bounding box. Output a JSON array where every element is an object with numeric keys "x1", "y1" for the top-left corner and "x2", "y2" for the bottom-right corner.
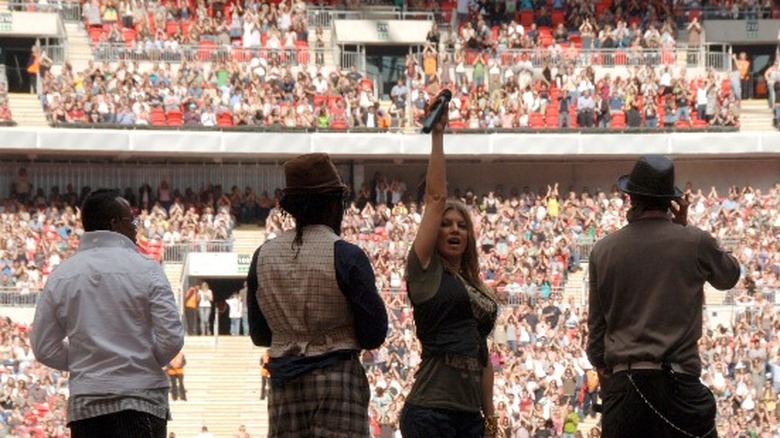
[
  {"x1": 2, "y1": 169, "x2": 780, "y2": 435},
  {"x1": 81, "y1": 0, "x2": 312, "y2": 57},
  {"x1": 0, "y1": 316, "x2": 69, "y2": 437},
  {"x1": 0, "y1": 82, "x2": 12, "y2": 123},
  {"x1": 14, "y1": 0, "x2": 744, "y2": 131},
  {"x1": 1, "y1": 172, "x2": 239, "y2": 292},
  {"x1": 38, "y1": 52, "x2": 740, "y2": 130},
  {"x1": 38, "y1": 56, "x2": 393, "y2": 128},
  {"x1": 261, "y1": 175, "x2": 780, "y2": 436}
]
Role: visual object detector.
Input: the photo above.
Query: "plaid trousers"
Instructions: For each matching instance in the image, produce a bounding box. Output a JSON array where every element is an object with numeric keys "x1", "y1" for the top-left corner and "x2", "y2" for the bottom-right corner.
[{"x1": 268, "y1": 354, "x2": 371, "y2": 438}]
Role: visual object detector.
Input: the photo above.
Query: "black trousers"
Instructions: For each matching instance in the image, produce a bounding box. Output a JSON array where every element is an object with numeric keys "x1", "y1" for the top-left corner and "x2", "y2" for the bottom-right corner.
[
  {"x1": 602, "y1": 370, "x2": 717, "y2": 438},
  {"x1": 69, "y1": 410, "x2": 167, "y2": 438}
]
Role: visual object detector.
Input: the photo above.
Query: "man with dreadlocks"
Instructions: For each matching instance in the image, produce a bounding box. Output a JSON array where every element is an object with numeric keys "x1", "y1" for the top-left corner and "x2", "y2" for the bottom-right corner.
[{"x1": 246, "y1": 153, "x2": 388, "y2": 437}]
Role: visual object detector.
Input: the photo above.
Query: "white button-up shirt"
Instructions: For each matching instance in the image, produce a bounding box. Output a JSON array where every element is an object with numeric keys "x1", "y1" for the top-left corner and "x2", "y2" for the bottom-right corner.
[{"x1": 31, "y1": 230, "x2": 184, "y2": 396}]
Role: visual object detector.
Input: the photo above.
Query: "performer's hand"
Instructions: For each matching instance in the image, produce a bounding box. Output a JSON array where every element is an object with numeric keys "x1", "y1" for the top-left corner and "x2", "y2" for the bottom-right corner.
[
  {"x1": 596, "y1": 367, "x2": 612, "y2": 384},
  {"x1": 425, "y1": 89, "x2": 450, "y2": 135},
  {"x1": 671, "y1": 193, "x2": 690, "y2": 226}
]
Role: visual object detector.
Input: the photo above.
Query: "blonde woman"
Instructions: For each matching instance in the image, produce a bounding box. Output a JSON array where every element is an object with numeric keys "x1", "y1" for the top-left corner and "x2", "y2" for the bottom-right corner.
[{"x1": 400, "y1": 90, "x2": 499, "y2": 437}]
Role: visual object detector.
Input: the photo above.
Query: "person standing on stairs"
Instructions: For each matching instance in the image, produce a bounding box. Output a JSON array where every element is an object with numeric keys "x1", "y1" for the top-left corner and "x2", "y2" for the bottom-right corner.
[{"x1": 166, "y1": 351, "x2": 187, "y2": 402}]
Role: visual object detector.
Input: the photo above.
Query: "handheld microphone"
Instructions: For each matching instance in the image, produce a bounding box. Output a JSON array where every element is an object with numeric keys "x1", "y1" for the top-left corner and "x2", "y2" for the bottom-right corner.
[{"x1": 421, "y1": 89, "x2": 453, "y2": 134}]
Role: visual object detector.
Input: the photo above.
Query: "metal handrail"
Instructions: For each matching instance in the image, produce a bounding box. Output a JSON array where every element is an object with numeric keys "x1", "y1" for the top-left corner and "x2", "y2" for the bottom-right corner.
[
  {"x1": 90, "y1": 41, "x2": 331, "y2": 64},
  {"x1": 675, "y1": 5, "x2": 775, "y2": 20},
  {"x1": 307, "y1": 6, "x2": 435, "y2": 29},
  {"x1": 162, "y1": 240, "x2": 233, "y2": 263},
  {"x1": 427, "y1": 45, "x2": 727, "y2": 71},
  {"x1": 6, "y1": 0, "x2": 82, "y2": 22},
  {"x1": 0, "y1": 289, "x2": 40, "y2": 307}
]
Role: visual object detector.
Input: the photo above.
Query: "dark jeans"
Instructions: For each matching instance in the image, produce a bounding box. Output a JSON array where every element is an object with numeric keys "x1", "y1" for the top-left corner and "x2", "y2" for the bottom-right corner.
[
  {"x1": 399, "y1": 403, "x2": 483, "y2": 438},
  {"x1": 69, "y1": 410, "x2": 167, "y2": 438},
  {"x1": 602, "y1": 370, "x2": 717, "y2": 438},
  {"x1": 169, "y1": 374, "x2": 186, "y2": 401},
  {"x1": 184, "y1": 307, "x2": 198, "y2": 335}
]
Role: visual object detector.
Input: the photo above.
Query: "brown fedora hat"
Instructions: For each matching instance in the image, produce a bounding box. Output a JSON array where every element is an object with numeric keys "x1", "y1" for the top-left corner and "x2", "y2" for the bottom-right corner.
[
  {"x1": 617, "y1": 154, "x2": 683, "y2": 198},
  {"x1": 283, "y1": 153, "x2": 347, "y2": 196}
]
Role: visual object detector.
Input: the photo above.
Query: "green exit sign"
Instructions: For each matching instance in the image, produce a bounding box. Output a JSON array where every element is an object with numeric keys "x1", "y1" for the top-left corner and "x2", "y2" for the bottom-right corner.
[
  {"x1": 746, "y1": 20, "x2": 759, "y2": 39},
  {"x1": 377, "y1": 22, "x2": 389, "y2": 41}
]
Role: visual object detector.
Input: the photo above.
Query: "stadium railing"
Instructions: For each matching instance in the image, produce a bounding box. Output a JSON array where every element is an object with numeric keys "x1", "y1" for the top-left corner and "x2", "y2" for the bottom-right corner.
[
  {"x1": 0, "y1": 289, "x2": 39, "y2": 307},
  {"x1": 6, "y1": 0, "x2": 82, "y2": 22},
  {"x1": 0, "y1": 285, "x2": 772, "y2": 308},
  {"x1": 307, "y1": 6, "x2": 436, "y2": 29},
  {"x1": 47, "y1": 122, "x2": 739, "y2": 134},
  {"x1": 162, "y1": 240, "x2": 234, "y2": 263},
  {"x1": 89, "y1": 42, "x2": 330, "y2": 65},
  {"x1": 425, "y1": 45, "x2": 729, "y2": 71},
  {"x1": 676, "y1": 6, "x2": 779, "y2": 21}
]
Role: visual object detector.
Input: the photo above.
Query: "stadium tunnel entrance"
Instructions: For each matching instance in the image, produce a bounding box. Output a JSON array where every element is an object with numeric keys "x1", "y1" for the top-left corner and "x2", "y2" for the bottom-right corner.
[
  {"x1": 0, "y1": 37, "x2": 38, "y2": 93},
  {"x1": 191, "y1": 277, "x2": 247, "y2": 336}
]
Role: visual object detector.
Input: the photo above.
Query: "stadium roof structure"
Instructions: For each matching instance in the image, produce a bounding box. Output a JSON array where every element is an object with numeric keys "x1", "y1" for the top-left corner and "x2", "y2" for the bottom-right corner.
[{"x1": 2, "y1": 127, "x2": 780, "y2": 162}]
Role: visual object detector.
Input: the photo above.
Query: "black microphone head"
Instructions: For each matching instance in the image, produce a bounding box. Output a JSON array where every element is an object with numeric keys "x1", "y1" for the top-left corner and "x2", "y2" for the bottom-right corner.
[{"x1": 440, "y1": 89, "x2": 453, "y2": 103}]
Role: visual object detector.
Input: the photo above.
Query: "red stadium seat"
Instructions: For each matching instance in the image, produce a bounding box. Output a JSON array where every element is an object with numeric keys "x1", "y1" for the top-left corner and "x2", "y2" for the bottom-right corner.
[
  {"x1": 150, "y1": 108, "x2": 166, "y2": 126},
  {"x1": 296, "y1": 46, "x2": 310, "y2": 65},
  {"x1": 519, "y1": 11, "x2": 534, "y2": 27},
  {"x1": 197, "y1": 40, "x2": 216, "y2": 62},
  {"x1": 449, "y1": 120, "x2": 467, "y2": 130},
  {"x1": 88, "y1": 26, "x2": 103, "y2": 44},
  {"x1": 662, "y1": 50, "x2": 675, "y2": 65},
  {"x1": 313, "y1": 94, "x2": 328, "y2": 108},
  {"x1": 217, "y1": 113, "x2": 233, "y2": 127},
  {"x1": 167, "y1": 110, "x2": 183, "y2": 126},
  {"x1": 165, "y1": 21, "x2": 179, "y2": 37},
  {"x1": 552, "y1": 11, "x2": 565, "y2": 26},
  {"x1": 611, "y1": 111, "x2": 626, "y2": 128},
  {"x1": 331, "y1": 119, "x2": 348, "y2": 130},
  {"x1": 529, "y1": 112, "x2": 545, "y2": 129}
]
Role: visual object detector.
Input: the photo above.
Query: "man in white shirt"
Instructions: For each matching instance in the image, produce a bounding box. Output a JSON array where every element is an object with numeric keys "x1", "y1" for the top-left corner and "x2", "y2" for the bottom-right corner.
[
  {"x1": 31, "y1": 189, "x2": 184, "y2": 437},
  {"x1": 226, "y1": 292, "x2": 243, "y2": 336}
]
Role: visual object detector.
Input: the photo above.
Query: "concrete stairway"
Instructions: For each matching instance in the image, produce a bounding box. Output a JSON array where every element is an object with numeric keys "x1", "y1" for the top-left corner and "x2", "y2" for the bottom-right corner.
[
  {"x1": 7, "y1": 92, "x2": 49, "y2": 127},
  {"x1": 308, "y1": 22, "x2": 335, "y2": 69},
  {"x1": 63, "y1": 21, "x2": 94, "y2": 73},
  {"x1": 739, "y1": 98, "x2": 776, "y2": 131},
  {"x1": 168, "y1": 336, "x2": 268, "y2": 437},
  {"x1": 163, "y1": 262, "x2": 184, "y2": 305},
  {"x1": 232, "y1": 226, "x2": 267, "y2": 258}
]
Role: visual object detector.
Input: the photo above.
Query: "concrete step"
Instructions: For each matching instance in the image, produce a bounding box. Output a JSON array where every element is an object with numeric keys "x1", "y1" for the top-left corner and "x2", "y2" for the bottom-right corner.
[
  {"x1": 232, "y1": 226, "x2": 267, "y2": 256},
  {"x1": 63, "y1": 22, "x2": 94, "y2": 72},
  {"x1": 168, "y1": 336, "x2": 268, "y2": 437},
  {"x1": 739, "y1": 99, "x2": 776, "y2": 131},
  {"x1": 7, "y1": 92, "x2": 49, "y2": 127}
]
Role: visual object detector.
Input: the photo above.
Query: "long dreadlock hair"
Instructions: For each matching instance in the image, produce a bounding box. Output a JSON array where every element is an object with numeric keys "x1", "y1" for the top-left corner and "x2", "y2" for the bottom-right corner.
[{"x1": 278, "y1": 191, "x2": 344, "y2": 252}]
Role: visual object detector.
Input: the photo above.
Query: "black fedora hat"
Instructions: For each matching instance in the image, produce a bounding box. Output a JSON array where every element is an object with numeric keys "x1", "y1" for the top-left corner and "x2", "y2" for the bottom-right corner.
[{"x1": 617, "y1": 155, "x2": 683, "y2": 198}]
